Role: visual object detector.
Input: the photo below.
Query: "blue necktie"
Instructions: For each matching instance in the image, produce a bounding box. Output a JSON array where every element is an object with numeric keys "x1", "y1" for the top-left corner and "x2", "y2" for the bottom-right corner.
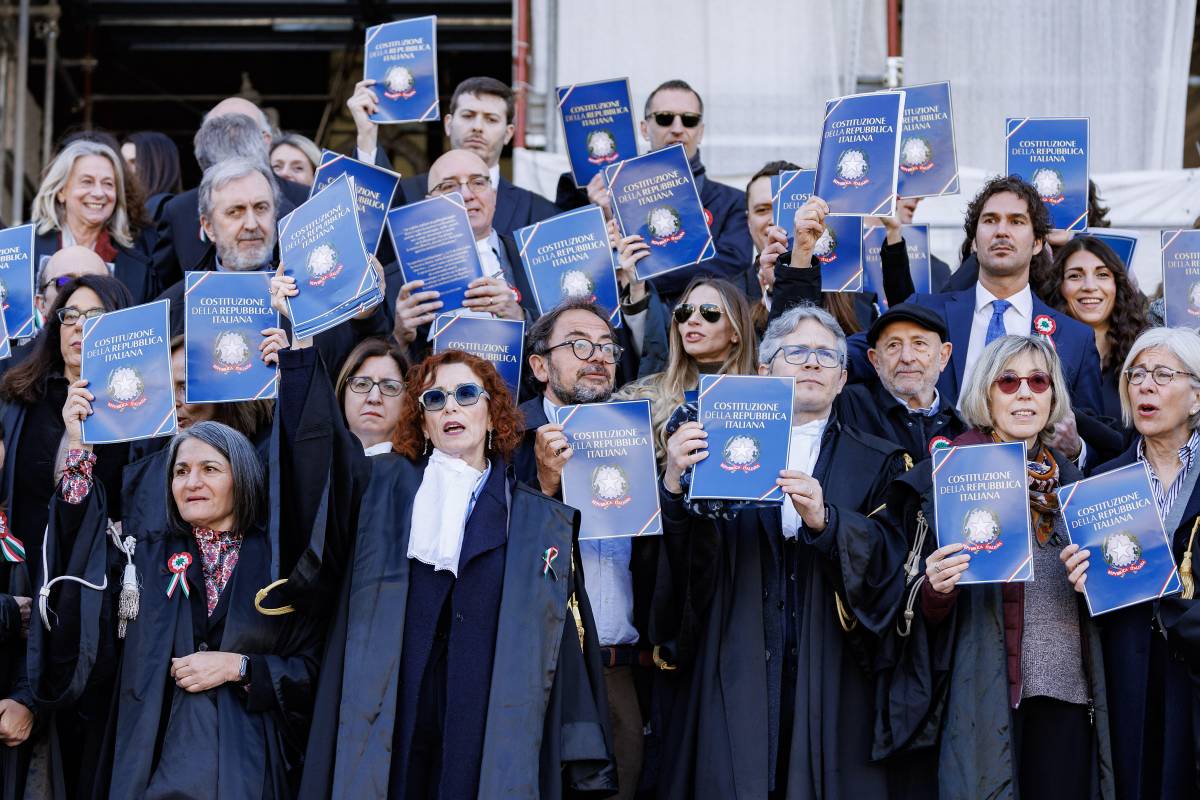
[{"x1": 984, "y1": 299, "x2": 1011, "y2": 345}]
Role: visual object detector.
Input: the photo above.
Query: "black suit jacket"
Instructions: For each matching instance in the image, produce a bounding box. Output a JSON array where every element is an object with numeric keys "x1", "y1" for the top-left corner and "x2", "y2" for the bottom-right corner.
[{"x1": 35, "y1": 230, "x2": 157, "y2": 305}]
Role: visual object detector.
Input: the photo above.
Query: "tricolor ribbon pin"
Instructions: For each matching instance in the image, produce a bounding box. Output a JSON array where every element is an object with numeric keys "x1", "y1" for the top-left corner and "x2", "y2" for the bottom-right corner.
[
  {"x1": 0, "y1": 513, "x2": 24, "y2": 563},
  {"x1": 166, "y1": 552, "x2": 192, "y2": 599},
  {"x1": 542, "y1": 546, "x2": 559, "y2": 581}
]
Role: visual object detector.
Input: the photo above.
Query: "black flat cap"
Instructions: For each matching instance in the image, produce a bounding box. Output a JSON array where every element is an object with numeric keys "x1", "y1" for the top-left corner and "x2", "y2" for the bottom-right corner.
[{"x1": 866, "y1": 302, "x2": 949, "y2": 347}]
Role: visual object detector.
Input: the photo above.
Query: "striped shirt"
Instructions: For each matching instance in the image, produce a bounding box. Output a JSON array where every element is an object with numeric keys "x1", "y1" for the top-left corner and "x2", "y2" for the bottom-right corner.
[{"x1": 1138, "y1": 430, "x2": 1200, "y2": 518}]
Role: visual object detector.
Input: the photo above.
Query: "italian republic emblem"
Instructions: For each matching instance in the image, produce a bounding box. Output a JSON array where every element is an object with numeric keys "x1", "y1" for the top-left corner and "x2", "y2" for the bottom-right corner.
[
  {"x1": 899, "y1": 137, "x2": 934, "y2": 174},
  {"x1": 591, "y1": 464, "x2": 632, "y2": 509},
  {"x1": 813, "y1": 225, "x2": 838, "y2": 264},
  {"x1": 383, "y1": 65, "x2": 416, "y2": 100},
  {"x1": 1031, "y1": 168, "x2": 1066, "y2": 205},
  {"x1": 212, "y1": 331, "x2": 253, "y2": 373},
  {"x1": 106, "y1": 366, "x2": 147, "y2": 411},
  {"x1": 306, "y1": 242, "x2": 343, "y2": 287},
  {"x1": 560, "y1": 269, "x2": 595, "y2": 300},
  {"x1": 833, "y1": 148, "x2": 869, "y2": 187},
  {"x1": 1102, "y1": 531, "x2": 1146, "y2": 577},
  {"x1": 720, "y1": 435, "x2": 761, "y2": 473},
  {"x1": 586, "y1": 130, "x2": 619, "y2": 164},
  {"x1": 1188, "y1": 282, "x2": 1200, "y2": 317},
  {"x1": 647, "y1": 206, "x2": 685, "y2": 246},
  {"x1": 962, "y1": 507, "x2": 1003, "y2": 552}
]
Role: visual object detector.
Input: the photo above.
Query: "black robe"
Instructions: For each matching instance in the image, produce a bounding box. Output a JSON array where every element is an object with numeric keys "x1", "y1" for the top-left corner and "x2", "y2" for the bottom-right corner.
[{"x1": 654, "y1": 417, "x2": 909, "y2": 799}]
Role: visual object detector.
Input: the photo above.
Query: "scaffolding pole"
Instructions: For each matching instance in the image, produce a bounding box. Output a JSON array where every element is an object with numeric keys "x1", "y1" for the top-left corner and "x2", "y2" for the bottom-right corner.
[{"x1": 11, "y1": 0, "x2": 29, "y2": 223}]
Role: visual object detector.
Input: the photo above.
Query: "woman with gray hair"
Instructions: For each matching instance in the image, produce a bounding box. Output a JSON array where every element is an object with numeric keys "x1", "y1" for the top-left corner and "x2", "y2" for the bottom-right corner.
[
  {"x1": 876, "y1": 334, "x2": 1114, "y2": 800},
  {"x1": 1061, "y1": 326, "x2": 1200, "y2": 799},
  {"x1": 27, "y1": 349, "x2": 319, "y2": 797}
]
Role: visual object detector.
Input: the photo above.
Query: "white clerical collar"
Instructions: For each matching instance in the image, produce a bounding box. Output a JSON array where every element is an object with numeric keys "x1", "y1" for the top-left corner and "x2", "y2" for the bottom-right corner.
[
  {"x1": 363, "y1": 441, "x2": 393, "y2": 456},
  {"x1": 974, "y1": 281, "x2": 1033, "y2": 319}
]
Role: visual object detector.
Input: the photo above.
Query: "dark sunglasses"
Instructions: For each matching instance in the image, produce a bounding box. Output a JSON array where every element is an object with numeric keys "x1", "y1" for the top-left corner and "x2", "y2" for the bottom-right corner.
[
  {"x1": 673, "y1": 303, "x2": 723, "y2": 324},
  {"x1": 41, "y1": 275, "x2": 76, "y2": 292},
  {"x1": 346, "y1": 376, "x2": 404, "y2": 397},
  {"x1": 648, "y1": 112, "x2": 702, "y2": 128},
  {"x1": 418, "y1": 382, "x2": 490, "y2": 412},
  {"x1": 993, "y1": 371, "x2": 1051, "y2": 395}
]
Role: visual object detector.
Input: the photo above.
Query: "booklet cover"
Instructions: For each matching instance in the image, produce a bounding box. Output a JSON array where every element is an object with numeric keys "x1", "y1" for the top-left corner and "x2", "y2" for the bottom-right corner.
[
  {"x1": 1160, "y1": 229, "x2": 1200, "y2": 327},
  {"x1": 386, "y1": 192, "x2": 485, "y2": 314},
  {"x1": 605, "y1": 143, "x2": 715, "y2": 281},
  {"x1": 896, "y1": 81, "x2": 959, "y2": 199},
  {"x1": 311, "y1": 150, "x2": 401, "y2": 256},
  {"x1": 555, "y1": 399, "x2": 662, "y2": 540},
  {"x1": 0, "y1": 308, "x2": 10, "y2": 359},
  {"x1": 364, "y1": 16, "x2": 439, "y2": 124},
  {"x1": 1058, "y1": 462, "x2": 1182, "y2": 616},
  {"x1": 184, "y1": 272, "x2": 278, "y2": 404},
  {"x1": 1005, "y1": 117, "x2": 1089, "y2": 231},
  {"x1": 431, "y1": 313, "x2": 523, "y2": 395},
  {"x1": 814, "y1": 90, "x2": 906, "y2": 217},
  {"x1": 279, "y1": 174, "x2": 377, "y2": 340},
  {"x1": 0, "y1": 223, "x2": 36, "y2": 339},
  {"x1": 1078, "y1": 228, "x2": 1138, "y2": 272},
  {"x1": 688, "y1": 374, "x2": 794, "y2": 503},
  {"x1": 931, "y1": 441, "x2": 1032, "y2": 583},
  {"x1": 557, "y1": 78, "x2": 639, "y2": 188},
  {"x1": 771, "y1": 169, "x2": 815, "y2": 248},
  {"x1": 80, "y1": 299, "x2": 176, "y2": 445},
  {"x1": 813, "y1": 215, "x2": 864, "y2": 293},
  {"x1": 862, "y1": 223, "x2": 931, "y2": 310},
  {"x1": 516, "y1": 205, "x2": 621, "y2": 327}
]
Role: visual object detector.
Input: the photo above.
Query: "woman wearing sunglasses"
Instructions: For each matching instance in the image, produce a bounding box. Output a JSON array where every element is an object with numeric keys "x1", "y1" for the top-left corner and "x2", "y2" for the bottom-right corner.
[
  {"x1": 877, "y1": 335, "x2": 1113, "y2": 800},
  {"x1": 334, "y1": 337, "x2": 410, "y2": 456},
  {"x1": 1060, "y1": 327, "x2": 1200, "y2": 800},
  {"x1": 617, "y1": 276, "x2": 758, "y2": 459}
]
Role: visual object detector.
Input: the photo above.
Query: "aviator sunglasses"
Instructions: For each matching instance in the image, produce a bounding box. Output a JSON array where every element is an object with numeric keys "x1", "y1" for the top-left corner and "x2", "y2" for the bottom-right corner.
[
  {"x1": 418, "y1": 382, "x2": 491, "y2": 412},
  {"x1": 673, "y1": 303, "x2": 723, "y2": 324},
  {"x1": 648, "y1": 112, "x2": 702, "y2": 128},
  {"x1": 993, "y1": 371, "x2": 1051, "y2": 395}
]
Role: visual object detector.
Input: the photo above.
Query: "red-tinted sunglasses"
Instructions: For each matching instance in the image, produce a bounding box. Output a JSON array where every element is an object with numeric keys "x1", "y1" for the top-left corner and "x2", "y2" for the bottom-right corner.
[{"x1": 993, "y1": 371, "x2": 1051, "y2": 395}]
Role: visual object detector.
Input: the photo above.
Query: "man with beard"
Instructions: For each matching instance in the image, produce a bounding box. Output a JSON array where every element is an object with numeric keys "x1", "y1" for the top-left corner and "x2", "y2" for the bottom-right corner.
[{"x1": 515, "y1": 297, "x2": 657, "y2": 800}]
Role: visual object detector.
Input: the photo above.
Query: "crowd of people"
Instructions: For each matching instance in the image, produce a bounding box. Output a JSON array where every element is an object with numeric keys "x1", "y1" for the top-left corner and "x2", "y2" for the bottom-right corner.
[{"x1": 0, "y1": 62, "x2": 1196, "y2": 800}]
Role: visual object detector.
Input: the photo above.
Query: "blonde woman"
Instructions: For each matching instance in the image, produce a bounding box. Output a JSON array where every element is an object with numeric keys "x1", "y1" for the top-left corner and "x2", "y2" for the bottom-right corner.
[
  {"x1": 30, "y1": 139, "x2": 156, "y2": 304},
  {"x1": 270, "y1": 132, "x2": 322, "y2": 187}
]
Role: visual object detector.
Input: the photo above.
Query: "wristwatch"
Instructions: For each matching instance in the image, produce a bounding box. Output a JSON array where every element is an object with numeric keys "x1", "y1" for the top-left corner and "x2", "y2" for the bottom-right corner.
[{"x1": 237, "y1": 655, "x2": 251, "y2": 686}]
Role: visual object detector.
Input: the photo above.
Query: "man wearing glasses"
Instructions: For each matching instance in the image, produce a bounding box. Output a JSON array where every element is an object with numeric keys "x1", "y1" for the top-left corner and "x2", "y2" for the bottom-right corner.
[
  {"x1": 654, "y1": 302, "x2": 909, "y2": 798},
  {"x1": 33, "y1": 246, "x2": 110, "y2": 326}
]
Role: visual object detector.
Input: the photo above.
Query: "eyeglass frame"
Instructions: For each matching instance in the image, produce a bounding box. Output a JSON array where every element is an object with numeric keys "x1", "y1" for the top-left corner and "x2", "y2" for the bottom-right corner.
[
  {"x1": 768, "y1": 344, "x2": 844, "y2": 369},
  {"x1": 345, "y1": 376, "x2": 404, "y2": 397},
  {"x1": 1124, "y1": 365, "x2": 1198, "y2": 387},
  {"x1": 418, "y1": 382, "x2": 492, "y2": 412},
  {"x1": 56, "y1": 306, "x2": 106, "y2": 325},
  {"x1": 427, "y1": 174, "x2": 492, "y2": 197},
  {"x1": 673, "y1": 303, "x2": 723, "y2": 325},
  {"x1": 646, "y1": 111, "x2": 703, "y2": 128},
  {"x1": 992, "y1": 371, "x2": 1052, "y2": 395},
  {"x1": 541, "y1": 339, "x2": 624, "y2": 364}
]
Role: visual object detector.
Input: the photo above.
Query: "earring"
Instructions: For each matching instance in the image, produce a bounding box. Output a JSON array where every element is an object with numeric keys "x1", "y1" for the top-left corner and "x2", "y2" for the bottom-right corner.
[
  {"x1": 487, "y1": 430, "x2": 494, "y2": 451},
  {"x1": 423, "y1": 438, "x2": 430, "y2": 455}
]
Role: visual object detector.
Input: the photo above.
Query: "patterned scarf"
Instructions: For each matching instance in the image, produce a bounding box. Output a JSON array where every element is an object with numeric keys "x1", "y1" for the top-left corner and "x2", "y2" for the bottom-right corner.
[
  {"x1": 989, "y1": 431, "x2": 1060, "y2": 546},
  {"x1": 192, "y1": 527, "x2": 243, "y2": 616}
]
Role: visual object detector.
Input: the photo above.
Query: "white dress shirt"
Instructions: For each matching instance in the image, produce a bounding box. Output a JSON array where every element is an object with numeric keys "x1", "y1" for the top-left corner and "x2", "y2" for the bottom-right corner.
[
  {"x1": 782, "y1": 417, "x2": 829, "y2": 540},
  {"x1": 961, "y1": 282, "x2": 1033, "y2": 398}
]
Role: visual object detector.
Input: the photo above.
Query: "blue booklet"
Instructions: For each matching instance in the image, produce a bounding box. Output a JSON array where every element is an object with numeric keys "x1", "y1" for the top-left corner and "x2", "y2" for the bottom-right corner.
[
  {"x1": 1078, "y1": 228, "x2": 1137, "y2": 272},
  {"x1": 80, "y1": 299, "x2": 176, "y2": 445},
  {"x1": 557, "y1": 78, "x2": 639, "y2": 189},
  {"x1": 364, "y1": 16, "x2": 439, "y2": 124},
  {"x1": 862, "y1": 223, "x2": 931, "y2": 310},
  {"x1": 279, "y1": 174, "x2": 379, "y2": 340},
  {"x1": 184, "y1": 272, "x2": 279, "y2": 403},
  {"x1": 386, "y1": 192, "x2": 485, "y2": 314},
  {"x1": 814, "y1": 215, "x2": 863, "y2": 292},
  {"x1": 431, "y1": 313, "x2": 524, "y2": 396},
  {"x1": 896, "y1": 81, "x2": 959, "y2": 199},
  {"x1": 0, "y1": 224, "x2": 36, "y2": 339},
  {"x1": 515, "y1": 205, "x2": 621, "y2": 327},
  {"x1": 814, "y1": 90, "x2": 906, "y2": 217},
  {"x1": 1160, "y1": 229, "x2": 1200, "y2": 327},
  {"x1": 311, "y1": 150, "x2": 401, "y2": 256},
  {"x1": 1058, "y1": 462, "x2": 1181, "y2": 616},
  {"x1": 771, "y1": 169, "x2": 815, "y2": 248},
  {"x1": 555, "y1": 400, "x2": 662, "y2": 540},
  {"x1": 605, "y1": 143, "x2": 715, "y2": 281},
  {"x1": 688, "y1": 374, "x2": 794, "y2": 503},
  {"x1": 1005, "y1": 117, "x2": 1089, "y2": 231},
  {"x1": 931, "y1": 441, "x2": 1032, "y2": 583}
]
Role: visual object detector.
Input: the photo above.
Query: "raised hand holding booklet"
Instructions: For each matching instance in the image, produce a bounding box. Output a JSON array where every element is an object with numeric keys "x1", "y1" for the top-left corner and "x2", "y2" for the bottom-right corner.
[
  {"x1": 771, "y1": 169, "x2": 815, "y2": 248},
  {"x1": 279, "y1": 174, "x2": 381, "y2": 340},
  {"x1": 184, "y1": 272, "x2": 278, "y2": 403},
  {"x1": 386, "y1": 192, "x2": 485, "y2": 314},
  {"x1": 814, "y1": 215, "x2": 864, "y2": 292},
  {"x1": 605, "y1": 143, "x2": 715, "y2": 281},
  {"x1": 814, "y1": 90, "x2": 906, "y2": 217},
  {"x1": 364, "y1": 16, "x2": 439, "y2": 124},
  {"x1": 1160, "y1": 229, "x2": 1200, "y2": 327},
  {"x1": 80, "y1": 299, "x2": 176, "y2": 445},
  {"x1": 896, "y1": 81, "x2": 959, "y2": 198},
  {"x1": 1058, "y1": 462, "x2": 1181, "y2": 616},
  {"x1": 688, "y1": 374, "x2": 794, "y2": 503},
  {"x1": 555, "y1": 400, "x2": 662, "y2": 540},
  {"x1": 931, "y1": 441, "x2": 1032, "y2": 583},
  {"x1": 862, "y1": 223, "x2": 931, "y2": 310},
  {"x1": 0, "y1": 223, "x2": 36, "y2": 339},
  {"x1": 1005, "y1": 117, "x2": 1089, "y2": 231},
  {"x1": 557, "y1": 78, "x2": 639, "y2": 188},
  {"x1": 516, "y1": 205, "x2": 621, "y2": 326},
  {"x1": 430, "y1": 313, "x2": 523, "y2": 395},
  {"x1": 311, "y1": 150, "x2": 401, "y2": 256},
  {"x1": 1078, "y1": 228, "x2": 1137, "y2": 272}
]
